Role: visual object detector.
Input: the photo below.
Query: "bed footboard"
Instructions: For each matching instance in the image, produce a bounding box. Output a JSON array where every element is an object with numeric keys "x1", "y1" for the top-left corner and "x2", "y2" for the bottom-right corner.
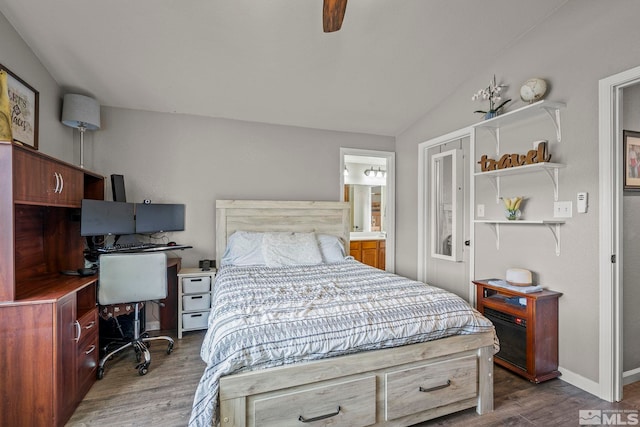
[{"x1": 219, "y1": 332, "x2": 494, "y2": 427}]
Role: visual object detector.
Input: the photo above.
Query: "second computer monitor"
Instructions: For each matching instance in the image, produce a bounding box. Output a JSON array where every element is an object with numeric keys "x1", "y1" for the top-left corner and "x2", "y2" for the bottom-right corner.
[{"x1": 135, "y1": 203, "x2": 185, "y2": 234}]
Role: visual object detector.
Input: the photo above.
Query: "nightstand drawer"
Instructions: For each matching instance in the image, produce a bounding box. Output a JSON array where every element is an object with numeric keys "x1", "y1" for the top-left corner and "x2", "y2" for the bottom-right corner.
[
  {"x1": 385, "y1": 355, "x2": 477, "y2": 420},
  {"x1": 182, "y1": 293, "x2": 211, "y2": 311},
  {"x1": 183, "y1": 276, "x2": 211, "y2": 293},
  {"x1": 182, "y1": 311, "x2": 210, "y2": 329}
]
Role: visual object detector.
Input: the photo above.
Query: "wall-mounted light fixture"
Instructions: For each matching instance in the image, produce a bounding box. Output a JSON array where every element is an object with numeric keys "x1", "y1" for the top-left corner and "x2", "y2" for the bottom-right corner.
[{"x1": 364, "y1": 166, "x2": 386, "y2": 178}]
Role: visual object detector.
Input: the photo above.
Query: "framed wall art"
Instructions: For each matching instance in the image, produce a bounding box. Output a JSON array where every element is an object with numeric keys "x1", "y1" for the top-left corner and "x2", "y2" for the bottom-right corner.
[
  {"x1": 624, "y1": 130, "x2": 640, "y2": 190},
  {"x1": 0, "y1": 63, "x2": 39, "y2": 150}
]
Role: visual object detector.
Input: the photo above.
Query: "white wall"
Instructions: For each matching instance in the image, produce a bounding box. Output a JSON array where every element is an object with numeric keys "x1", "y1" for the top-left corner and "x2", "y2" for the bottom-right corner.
[
  {"x1": 88, "y1": 107, "x2": 394, "y2": 268},
  {"x1": 0, "y1": 12, "x2": 72, "y2": 161},
  {"x1": 395, "y1": 0, "x2": 640, "y2": 385}
]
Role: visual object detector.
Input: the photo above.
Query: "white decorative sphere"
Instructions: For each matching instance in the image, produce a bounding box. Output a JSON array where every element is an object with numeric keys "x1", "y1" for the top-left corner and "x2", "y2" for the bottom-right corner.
[{"x1": 520, "y1": 78, "x2": 547, "y2": 103}]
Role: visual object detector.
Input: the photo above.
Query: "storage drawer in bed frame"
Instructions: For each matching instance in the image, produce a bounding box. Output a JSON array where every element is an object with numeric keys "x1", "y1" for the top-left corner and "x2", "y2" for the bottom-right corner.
[{"x1": 218, "y1": 332, "x2": 495, "y2": 427}]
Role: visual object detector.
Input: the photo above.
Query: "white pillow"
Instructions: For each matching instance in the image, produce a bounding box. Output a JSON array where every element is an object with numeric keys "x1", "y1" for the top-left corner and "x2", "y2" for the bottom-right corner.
[
  {"x1": 220, "y1": 231, "x2": 265, "y2": 266},
  {"x1": 262, "y1": 232, "x2": 323, "y2": 267},
  {"x1": 316, "y1": 234, "x2": 347, "y2": 263}
]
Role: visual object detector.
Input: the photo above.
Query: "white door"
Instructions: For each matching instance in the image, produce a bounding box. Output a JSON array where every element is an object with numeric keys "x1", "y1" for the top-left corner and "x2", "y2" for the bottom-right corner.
[{"x1": 418, "y1": 128, "x2": 473, "y2": 301}]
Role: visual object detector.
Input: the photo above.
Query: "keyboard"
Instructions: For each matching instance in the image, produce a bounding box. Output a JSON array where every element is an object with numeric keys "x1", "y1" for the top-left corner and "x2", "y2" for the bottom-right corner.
[{"x1": 97, "y1": 243, "x2": 192, "y2": 253}]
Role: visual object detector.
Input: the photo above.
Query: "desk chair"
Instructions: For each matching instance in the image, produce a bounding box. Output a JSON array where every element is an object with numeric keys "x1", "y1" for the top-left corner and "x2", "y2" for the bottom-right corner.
[{"x1": 97, "y1": 252, "x2": 174, "y2": 379}]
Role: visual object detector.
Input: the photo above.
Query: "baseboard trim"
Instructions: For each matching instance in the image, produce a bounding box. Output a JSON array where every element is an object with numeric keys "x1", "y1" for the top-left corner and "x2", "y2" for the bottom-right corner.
[
  {"x1": 558, "y1": 366, "x2": 601, "y2": 398},
  {"x1": 623, "y1": 367, "x2": 640, "y2": 385}
]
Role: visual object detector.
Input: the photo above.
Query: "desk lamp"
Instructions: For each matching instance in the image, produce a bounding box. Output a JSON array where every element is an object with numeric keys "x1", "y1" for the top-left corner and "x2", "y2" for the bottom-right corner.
[{"x1": 62, "y1": 94, "x2": 101, "y2": 168}]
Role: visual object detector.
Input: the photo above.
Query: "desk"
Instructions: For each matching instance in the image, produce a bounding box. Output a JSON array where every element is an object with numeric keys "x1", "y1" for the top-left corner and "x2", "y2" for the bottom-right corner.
[{"x1": 160, "y1": 258, "x2": 181, "y2": 331}]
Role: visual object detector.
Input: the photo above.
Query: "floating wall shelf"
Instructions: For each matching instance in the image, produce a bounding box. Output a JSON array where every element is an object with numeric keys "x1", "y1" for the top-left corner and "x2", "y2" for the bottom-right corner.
[
  {"x1": 474, "y1": 219, "x2": 565, "y2": 256},
  {"x1": 474, "y1": 100, "x2": 566, "y2": 143},
  {"x1": 474, "y1": 162, "x2": 566, "y2": 202}
]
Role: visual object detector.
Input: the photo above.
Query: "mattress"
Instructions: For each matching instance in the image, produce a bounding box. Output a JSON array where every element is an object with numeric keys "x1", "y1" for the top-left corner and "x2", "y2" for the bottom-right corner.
[{"x1": 188, "y1": 260, "x2": 497, "y2": 426}]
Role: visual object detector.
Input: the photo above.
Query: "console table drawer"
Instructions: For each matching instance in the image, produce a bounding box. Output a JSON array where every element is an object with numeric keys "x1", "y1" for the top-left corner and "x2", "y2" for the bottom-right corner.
[
  {"x1": 385, "y1": 355, "x2": 477, "y2": 420},
  {"x1": 252, "y1": 375, "x2": 376, "y2": 427}
]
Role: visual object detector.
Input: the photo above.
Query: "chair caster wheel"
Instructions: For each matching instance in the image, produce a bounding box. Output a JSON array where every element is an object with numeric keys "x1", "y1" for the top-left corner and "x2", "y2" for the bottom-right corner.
[
  {"x1": 167, "y1": 342, "x2": 174, "y2": 355},
  {"x1": 138, "y1": 364, "x2": 149, "y2": 376},
  {"x1": 97, "y1": 367, "x2": 104, "y2": 380}
]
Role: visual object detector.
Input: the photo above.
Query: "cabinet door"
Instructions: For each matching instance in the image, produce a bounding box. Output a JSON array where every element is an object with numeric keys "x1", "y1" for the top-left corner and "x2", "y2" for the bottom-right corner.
[
  {"x1": 350, "y1": 241, "x2": 362, "y2": 261},
  {"x1": 378, "y1": 240, "x2": 386, "y2": 270},
  {"x1": 13, "y1": 147, "x2": 47, "y2": 204},
  {"x1": 45, "y1": 161, "x2": 83, "y2": 207},
  {"x1": 57, "y1": 294, "x2": 77, "y2": 425},
  {"x1": 13, "y1": 147, "x2": 83, "y2": 207},
  {"x1": 361, "y1": 241, "x2": 378, "y2": 268}
]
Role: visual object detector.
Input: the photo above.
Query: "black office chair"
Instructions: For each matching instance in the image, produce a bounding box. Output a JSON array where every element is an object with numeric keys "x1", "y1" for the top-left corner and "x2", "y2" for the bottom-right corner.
[{"x1": 97, "y1": 252, "x2": 174, "y2": 379}]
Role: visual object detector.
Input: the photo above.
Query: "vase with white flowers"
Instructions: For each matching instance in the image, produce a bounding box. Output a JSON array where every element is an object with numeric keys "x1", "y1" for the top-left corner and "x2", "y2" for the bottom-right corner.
[{"x1": 472, "y1": 75, "x2": 511, "y2": 120}]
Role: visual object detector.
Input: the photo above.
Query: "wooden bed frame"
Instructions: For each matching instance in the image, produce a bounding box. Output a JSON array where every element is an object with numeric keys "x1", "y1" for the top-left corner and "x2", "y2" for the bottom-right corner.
[{"x1": 215, "y1": 200, "x2": 494, "y2": 427}]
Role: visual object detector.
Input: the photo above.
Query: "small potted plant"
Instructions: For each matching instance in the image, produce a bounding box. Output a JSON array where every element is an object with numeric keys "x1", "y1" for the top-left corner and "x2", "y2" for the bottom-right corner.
[{"x1": 472, "y1": 75, "x2": 511, "y2": 119}]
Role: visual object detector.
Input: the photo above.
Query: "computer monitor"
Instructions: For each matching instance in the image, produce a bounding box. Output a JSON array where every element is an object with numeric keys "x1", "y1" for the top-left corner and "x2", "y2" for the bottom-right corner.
[
  {"x1": 81, "y1": 199, "x2": 136, "y2": 236},
  {"x1": 135, "y1": 203, "x2": 185, "y2": 233}
]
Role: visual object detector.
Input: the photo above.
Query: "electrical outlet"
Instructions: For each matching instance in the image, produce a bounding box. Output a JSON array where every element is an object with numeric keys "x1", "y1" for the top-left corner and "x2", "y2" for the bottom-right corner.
[
  {"x1": 554, "y1": 201, "x2": 573, "y2": 218},
  {"x1": 477, "y1": 204, "x2": 485, "y2": 218}
]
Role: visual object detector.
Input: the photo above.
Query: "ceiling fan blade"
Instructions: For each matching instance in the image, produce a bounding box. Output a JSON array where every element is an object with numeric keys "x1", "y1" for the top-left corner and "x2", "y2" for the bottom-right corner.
[{"x1": 323, "y1": 0, "x2": 348, "y2": 32}]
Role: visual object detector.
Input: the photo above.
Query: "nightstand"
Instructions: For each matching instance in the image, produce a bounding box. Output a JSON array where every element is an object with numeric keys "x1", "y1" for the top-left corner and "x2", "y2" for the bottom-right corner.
[{"x1": 177, "y1": 268, "x2": 216, "y2": 338}]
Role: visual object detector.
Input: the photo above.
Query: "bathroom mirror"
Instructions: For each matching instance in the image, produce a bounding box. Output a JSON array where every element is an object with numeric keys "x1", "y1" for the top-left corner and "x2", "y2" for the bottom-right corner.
[
  {"x1": 430, "y1": 148, "x2": 463, "y2": 261},
  {"x1": 344, "y1": 184, "x2": 386, "y2": 232}
]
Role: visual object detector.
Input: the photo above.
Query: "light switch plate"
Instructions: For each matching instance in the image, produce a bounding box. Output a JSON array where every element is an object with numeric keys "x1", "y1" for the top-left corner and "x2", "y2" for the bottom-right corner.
[
  {"x1": 554, "y1": 201, "x2": 573, "y2": 218},
  {"x1": 477, "y1": 204, "x2": 485, "y2": 218}
]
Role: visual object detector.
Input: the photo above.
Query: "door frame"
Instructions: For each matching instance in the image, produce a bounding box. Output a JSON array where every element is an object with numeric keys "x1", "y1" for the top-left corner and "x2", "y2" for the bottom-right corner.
[
  {"x1": 598, "y1": 64, "x2": 640, "y2": 402},
  {"x1": 417, "y1": 127, "x2": 475, "y2": 302},
  {"x1": 340, "y1": 147, "x2": 396, "y2": 272}
]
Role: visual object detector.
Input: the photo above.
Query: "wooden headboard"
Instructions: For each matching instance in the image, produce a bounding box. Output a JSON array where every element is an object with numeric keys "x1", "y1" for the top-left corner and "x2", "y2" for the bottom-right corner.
[{"x1": 215, "y1": 200, "x2": 350, "y2": 258}]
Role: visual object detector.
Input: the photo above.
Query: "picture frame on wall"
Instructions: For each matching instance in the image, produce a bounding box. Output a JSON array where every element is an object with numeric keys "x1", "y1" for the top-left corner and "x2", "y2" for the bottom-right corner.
[
  {"x1": 624, "y1": 130, "x2": 640, "y2": 190},
  {"x1": 0, "y1": 63, "x2": 39, "y2": 150}
]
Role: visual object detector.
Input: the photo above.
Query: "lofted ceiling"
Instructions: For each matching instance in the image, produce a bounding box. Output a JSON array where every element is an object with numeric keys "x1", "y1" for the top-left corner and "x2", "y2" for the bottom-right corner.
[{"x1": 0, "y1": 0, "x2": 568, "y2": 136}]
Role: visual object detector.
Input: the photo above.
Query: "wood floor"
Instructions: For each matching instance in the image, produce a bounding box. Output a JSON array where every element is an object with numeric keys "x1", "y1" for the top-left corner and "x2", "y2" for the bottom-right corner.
[{"x1": 67, "y1": 330, "x2": 640, "y2": 426}]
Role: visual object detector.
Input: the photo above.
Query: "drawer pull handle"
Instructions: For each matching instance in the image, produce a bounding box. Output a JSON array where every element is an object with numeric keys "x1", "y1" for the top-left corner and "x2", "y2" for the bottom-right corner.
[
  {"x1": 298, "y1": 406, "x2": 341, "y2": 423},
  {"x1": 85, "y1": 345, "x2": 96, "y2": 355},
  {"x1": 419, "y1": 380, "x2": 451, "y2": 393},
  {"x1": 85, "y1": 321, "x2": 96, "y2": 330},
  {"x1": 191, "y1": 278, "x2": 203, "y2": 282},
  {"x1": 191, "y1": 314, "x2": 203, "y2": 318},
  {"x1": 191, "y1": 296, "x2": 204, "y2": 299}
]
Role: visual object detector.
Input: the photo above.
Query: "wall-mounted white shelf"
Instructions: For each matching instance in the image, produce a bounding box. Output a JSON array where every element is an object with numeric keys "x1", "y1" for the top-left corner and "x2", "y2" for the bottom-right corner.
[
  {"x1": 473, "y1": 100, "x2": 566, "y2": 143},
  {"x1": 474, "y1": 219, "x2": 565, "y2": 256},
  {"x1": 474, "y1": 162, "x2": 566, "y2": 201}
]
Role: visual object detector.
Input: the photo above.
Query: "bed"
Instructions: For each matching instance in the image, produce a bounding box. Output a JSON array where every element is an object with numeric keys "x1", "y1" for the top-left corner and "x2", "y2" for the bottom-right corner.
[{"x1": 189, "y1": 200, "x2": 496, "y2": 427}]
